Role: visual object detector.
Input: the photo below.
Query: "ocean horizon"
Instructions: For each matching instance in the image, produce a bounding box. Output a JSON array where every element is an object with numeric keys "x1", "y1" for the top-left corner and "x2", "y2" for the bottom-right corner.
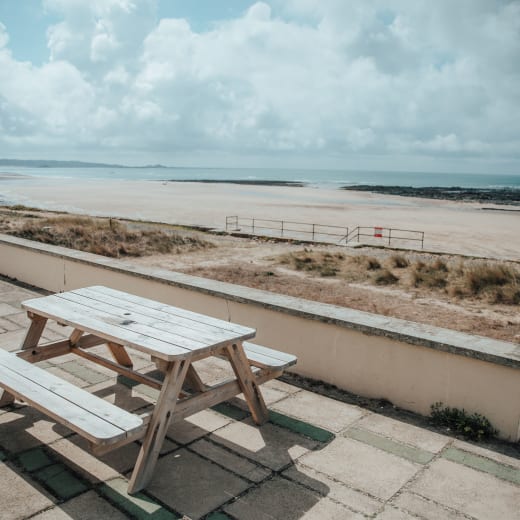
[{"x1": 1, "y1": 165, "x2": 520, "y2": 190}]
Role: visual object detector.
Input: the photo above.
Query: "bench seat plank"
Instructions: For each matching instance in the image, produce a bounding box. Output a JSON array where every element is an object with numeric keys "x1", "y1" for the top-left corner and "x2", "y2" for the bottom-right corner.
[
  {"x1": 243, "y1": 342, "x2": 297, "y2": 369},
  {"x1": 0, "y1": 350, "x2": 144, "y2": 445}
]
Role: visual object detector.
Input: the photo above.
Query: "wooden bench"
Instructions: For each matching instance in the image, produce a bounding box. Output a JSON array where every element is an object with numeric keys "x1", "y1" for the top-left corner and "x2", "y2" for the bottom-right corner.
[
  {"x1": 242, "y1": 342, "x2": 297, "y2": 370},
  {"x1": 0, "y1": 349, "x2": 145, "y2": 446}
]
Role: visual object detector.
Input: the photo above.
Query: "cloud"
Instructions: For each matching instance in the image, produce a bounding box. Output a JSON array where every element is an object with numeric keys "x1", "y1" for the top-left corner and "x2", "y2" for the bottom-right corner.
[{"x1": 0, "y1": 0, "x2": 519, "y2": 169}]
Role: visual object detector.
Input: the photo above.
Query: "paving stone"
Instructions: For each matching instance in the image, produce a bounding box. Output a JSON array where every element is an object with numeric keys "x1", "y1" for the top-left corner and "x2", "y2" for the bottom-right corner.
[
  {"x1": 0, "y1": 329, "x2": 28, "y2": 351},
  {"x1": 59, "y1": 360, "x2": 109, "y2": 385},
  {"x1": 346, "y1": 427, "x2": 435, "y2": 464},
  {"x1": 452, "y1": 439, "x2": 520, "y2": 470},
  {"x1": 410, "y1": 458, "x2": 520, "y2": 519},
  {"x1": 0, "y1": 303, "x2": 20, "y2": 317},
  {"x1": 355, "y1": 413, "x2": 450, "y2": 453},
  {"x1": 87, "y1": 379, "x2": 155, "y2": 412},
  {"x1": 299, "y1": 436, "x2": 421, "y2": 500},
  {"x1": 32, "y1": 490, "x2": 129, "y2": 519},
  {"x1": 391, "y1": 492, "x2": 468, "y2": 520},
  {"x1": 191, "y1": 438, "x2": 271, "y2": 482},
  {"x1": 18, "y1": 447, "x2": 54, "y2": 472},
  {"x1": 0, "y1": 407, "x2": 71, "y2": 452},
  {"x1": 375, "y1": 505, "x2": 419, "y2": 519},
  {"x1": 283, "y1": 464, "x2": 382, "y2": 516},
  {"x1": 211, "y1": 418, "x2": 319, "y2": 471},
  {"x1": 35, "y1": 462, "x2": 88, "y2": 500},
  {"x1": 145, "y1": 448, "x2": 250, "y2": 519},
  {"x1": 51, "y1": 433, "x2": 177, "y2": 482},
  {"x1": 1, "y1": 311, "x2": 30, "y2": 327},
  {"x1": 0, "y1": 317, "x2": 22, "y2": 332},
  {"x1": 46, "y1": 365, "x2": 91, "y2": 388},
  {"x1": 100, "y1": 477, "x2": 178, "y2": 519},
  {"x1": 268, "y1": 410, "x2": 334, "y2": 443},
  {"x1": 0, "y1": 462, "x2": 55, "y2": 519},
  {"x1": 206, "y1": 513, "x2": 232, "y2": 520},
  {"x1": 272, "y1": 389, "x2": 365, "y2": 433},
  {"x1": 442, "y1": 446, "x2": 520, "y2": 485},
  {"x1": 212, "y1": 401, "x2": 250, "y2": 421},
  {"x1": 225, "y1": 475, "x2": 364, "y2": 520},
  {"x1": 234, "y1": 382, "x2": 294, "y2": 408},
  {"x1": 168, "y1": 409, "x2": 233, "y2": 444}
]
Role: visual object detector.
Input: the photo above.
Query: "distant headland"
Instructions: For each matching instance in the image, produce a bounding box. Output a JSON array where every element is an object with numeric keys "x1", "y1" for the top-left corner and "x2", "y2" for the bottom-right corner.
[{"x1": 0, "y1": 159, "x2": 167, "y2": 169}]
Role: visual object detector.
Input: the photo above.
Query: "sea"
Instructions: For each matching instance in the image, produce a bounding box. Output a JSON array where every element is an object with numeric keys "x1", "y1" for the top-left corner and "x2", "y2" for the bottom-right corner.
[{"x1": 1, "y1": 166, "x2": 520, "y2": 189}]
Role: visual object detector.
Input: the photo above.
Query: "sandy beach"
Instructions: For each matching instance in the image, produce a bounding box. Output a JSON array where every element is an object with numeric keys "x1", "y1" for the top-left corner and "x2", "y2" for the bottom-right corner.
[{"x1": 1, "y1": 177, "x2": 519, "y2": 260}]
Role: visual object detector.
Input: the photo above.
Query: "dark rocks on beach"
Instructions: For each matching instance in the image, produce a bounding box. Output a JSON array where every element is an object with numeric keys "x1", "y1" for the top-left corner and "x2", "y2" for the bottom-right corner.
[
  {"x1": 162, "y1": 179, "x2": 306, "y2": 187},
  {"x1": 341, "y1": 185, "x2": 520, "y2": 205}
]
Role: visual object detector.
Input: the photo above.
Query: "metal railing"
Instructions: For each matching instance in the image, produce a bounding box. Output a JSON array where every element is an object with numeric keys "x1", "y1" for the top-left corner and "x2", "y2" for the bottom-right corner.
[
  {"x1": 225, "y1": 217, "x2": 424, "y2": 248},
  {"x1": 225, "y1": 216, "x2": 348, "y2": 244},
  {"x1": 342, "y1": 226, "x2": 424, "y2": 248}
]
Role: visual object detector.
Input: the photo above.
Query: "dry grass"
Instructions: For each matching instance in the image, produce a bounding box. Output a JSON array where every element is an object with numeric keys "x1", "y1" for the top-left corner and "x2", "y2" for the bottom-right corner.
[
  {"x1": 411, "y1": 260, "x2": 449, "y2": 289},
  {"x1": 8, "y1": 216, "x2": 213, "y2": 258},
  {"x1": 279, "y1": 250, "x2": 343, "y2": 277},
  {"x1": 373, "y1": 268, "x2": 399, "y2": 285},
  {"x1": 388, "y1": 254, "x2": 409, "y2": 268}
]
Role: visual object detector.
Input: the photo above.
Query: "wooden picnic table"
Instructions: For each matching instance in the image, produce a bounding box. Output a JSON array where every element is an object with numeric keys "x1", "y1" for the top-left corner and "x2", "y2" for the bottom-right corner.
[{"x1": 0, "y1": 286, "x2": 296, "y2": 493}]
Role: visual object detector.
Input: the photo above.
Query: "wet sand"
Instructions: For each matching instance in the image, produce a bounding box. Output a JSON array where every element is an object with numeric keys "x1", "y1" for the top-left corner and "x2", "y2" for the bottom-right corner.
[{"x1": 1, "y1": 177, "x2": 519, "y2": 260}]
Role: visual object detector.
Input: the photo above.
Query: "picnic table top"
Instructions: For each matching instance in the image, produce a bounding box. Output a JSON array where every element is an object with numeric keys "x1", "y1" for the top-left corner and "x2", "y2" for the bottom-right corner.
[{"x1": 22, "y1": 285, "x2": 256, "y2": 361}]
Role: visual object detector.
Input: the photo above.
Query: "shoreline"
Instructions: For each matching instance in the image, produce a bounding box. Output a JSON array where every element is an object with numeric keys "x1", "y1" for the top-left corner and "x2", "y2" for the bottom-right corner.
[
  {"x1": 160, "y1": 179, "x2": 306, "y2": 187},
  {"x1": 341, "y1": 185, "x2": 520, "y2": 205}
]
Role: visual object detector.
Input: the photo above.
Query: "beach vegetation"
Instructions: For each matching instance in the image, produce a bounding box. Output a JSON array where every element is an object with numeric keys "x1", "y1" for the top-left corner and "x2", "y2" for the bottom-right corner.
[
  {"x1": 430, "y1": 402, "x2": 498, "y2": 441},
  {"x1": 373, "y1": 269, "x2": 399, "y2": 285},
  {"x1": 388, "y1": 254, "x2": 409, "y2": 268},
  {"x1": 411, "y1": 260, "x2": 449, "y2": 288},
  {"x1": 8, "y1": 216, "x2": 213, "y2": 258}
]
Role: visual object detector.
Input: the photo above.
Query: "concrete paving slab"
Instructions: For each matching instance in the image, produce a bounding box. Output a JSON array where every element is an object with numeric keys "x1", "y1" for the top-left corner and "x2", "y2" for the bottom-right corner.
[
  {"x1": 375, "y1": 505, "x2": 419, "y2": 519},
  {"x1": 0, "y1": 303, "x2": 20, "y2": 317},
  {"x1": 283, "y1": 464, "x2": 382, "y2": 516},
  {"x1": 46, "y1": 365, "x2": 91, "y2": 388},
  {"x1": 0, "y1": 317, "x2": 22, "y2": 332},
  {"x1": 191, "y1": 438, "x2": 271, "y2": 483},
  {"x1": 299, "y1": 436, "x2": 421, "y2": 500},
  {"x1": 346, "y1": 427, "x2": 435, "y2": 464},
  {"x1": 87, "y1": 379, "x2": 156, "y2": 412},
  {"x1": 32, "y1": 490, "x2": 129, "y2": 520},
  {"x1": 452, "y1": 439, "x2": 520, "y2": 470},
  {"x1": 167, "y1": 409, "x2": 233, "y2": 445},
  {"x1": 354, "y1": 413, "x2": 450, "y2": 453},
  {"x1": 34, "y1": 462, "x2": 88, "y2": 500},
  {"x1": 0, "y1": 462, "x2": 54, "y2": 519},
  {"x1": 272, "y1": 389, "x2": 366, "y2": 433},
  {"x1": 0, "y1": 407, "x2": 71, "y2": 452},
  {"x1": 0, "y1": 329, "x2": 28, "y2": 350},
  {"x1": 210, "y1": 418, "x2": 319, "y2": 471},
  {"x1": 391, "y1": 491, "x2": 468, "y2": 520},
  {"x1": 0, "y1": 311, "x2": 30, "y2": 327},
  {"x1": 410, "y1": 458, "x2": 520, "y2": 519},
  {"x1": 145, "y1": 448, "x2": 250, "y2": 519},
  {"x1": 225, "y1": 476, "x2": 364, "y2": 520}
]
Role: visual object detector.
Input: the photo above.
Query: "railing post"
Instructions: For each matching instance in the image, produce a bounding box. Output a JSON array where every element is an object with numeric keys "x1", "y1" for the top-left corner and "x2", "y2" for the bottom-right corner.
[
  {"x1": 312, "y1": 224, "x2": 315, "y2": 241},
  {"x1": 281, "y1": 221, "x2": 284, "y2": 238},
  {"x1": 252, "y1": 218, "x2": 255, "y2": 234},
  {"x1": 388, "y1": 228, "x2": 392, "y2": 246},
  {"x1": 422, "y1": 232, "x2": 424, "y2": 249}
]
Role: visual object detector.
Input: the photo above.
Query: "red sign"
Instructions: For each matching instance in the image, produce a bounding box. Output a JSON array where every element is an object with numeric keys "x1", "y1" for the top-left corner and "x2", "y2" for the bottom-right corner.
[{"x1": 374, "y1": 227, "x2": 383, "y2": 238}]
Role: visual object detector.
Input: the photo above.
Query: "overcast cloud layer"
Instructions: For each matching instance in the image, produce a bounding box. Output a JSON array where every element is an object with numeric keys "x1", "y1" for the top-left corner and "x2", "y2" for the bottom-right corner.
[{"x1": 0, "y1": 0, "x2": 519, "y2": 171}]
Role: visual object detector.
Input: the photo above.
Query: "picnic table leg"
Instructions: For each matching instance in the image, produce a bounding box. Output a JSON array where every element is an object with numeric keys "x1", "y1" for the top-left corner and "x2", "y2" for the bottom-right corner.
[
  {"x1": 226, "y1": 342, "x2": 269, "y2": 425},
  {"x1": 1, "y1": 313, "x2": 49, "y2": 407},
  {"x1": 128, "y1": 359, "x2": 189, "y2": 494},
  {"x1": 107, "y1": 342, "x2": 133, "y2": 369}
]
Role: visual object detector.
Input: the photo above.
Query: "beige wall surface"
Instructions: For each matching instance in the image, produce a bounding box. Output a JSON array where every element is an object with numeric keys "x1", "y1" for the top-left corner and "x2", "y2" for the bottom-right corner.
[{"x1": 1, "y1": 235, "x2": 519, "y2": 440}]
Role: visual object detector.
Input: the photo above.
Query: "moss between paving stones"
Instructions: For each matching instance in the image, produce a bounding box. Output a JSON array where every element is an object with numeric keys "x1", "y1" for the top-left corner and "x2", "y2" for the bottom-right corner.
[
  {"x1": 206, "y1": 513, "x2": 232, "y2": 520},
  {"x1": 100, "y1": 477, "x2": 179, "y2": 519},
  {"x1": 211, "y1": 402, "x2": 250, "y2": 421},
  {"x1": 0, "y1": 449, "x2": 6, "y2": 462},
  {"x1": 35, "y1": 463, "x2": 88, "y2": 500},
  {"x1": 17, "y1": 447, "x2": 54, "y2": 472},
  {"x1": 268, "y1": 410, "x2": 335, "y2": 443},
  {"x1": 346, "y1": 427, "x2": 435, "y2": 465},
  {"x1": 442, "y1": 447, "x2": 520, "y2": 485}
]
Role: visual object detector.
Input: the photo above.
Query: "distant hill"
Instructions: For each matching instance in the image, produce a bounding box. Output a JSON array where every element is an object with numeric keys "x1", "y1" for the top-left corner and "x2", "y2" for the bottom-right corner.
[{"x1": 0, "y1": 159, "x2": 167, "y2": 168}]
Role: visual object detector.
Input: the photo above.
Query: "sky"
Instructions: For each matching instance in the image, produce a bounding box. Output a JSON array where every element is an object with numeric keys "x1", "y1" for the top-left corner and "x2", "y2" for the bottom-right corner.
[{"x1": 0, "y1": 0, "x2": 519, "y2": 173}]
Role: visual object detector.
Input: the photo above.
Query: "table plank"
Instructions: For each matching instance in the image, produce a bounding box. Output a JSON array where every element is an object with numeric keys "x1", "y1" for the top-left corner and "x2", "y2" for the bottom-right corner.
[
  {"x1": 22, "y1": 296, "x2": 192, "y2": 360},
  {"x1": 87, "y1": 286, "x2": 254, "y2": 335},
  {"x1": 60, "y1": 291, "x2": 249, "y2": 346}
]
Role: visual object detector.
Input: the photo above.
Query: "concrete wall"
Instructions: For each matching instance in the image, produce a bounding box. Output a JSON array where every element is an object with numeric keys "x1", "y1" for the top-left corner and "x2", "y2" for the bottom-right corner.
[{"x1": 1, "y1": 234, "x2": 520, "y2": 440}]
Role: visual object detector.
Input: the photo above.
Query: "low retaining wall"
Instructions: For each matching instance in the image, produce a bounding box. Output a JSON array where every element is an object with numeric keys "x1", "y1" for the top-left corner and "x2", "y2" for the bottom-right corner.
[{"x1": 1, "y1": 234, "x2": 519, "y2": 440}]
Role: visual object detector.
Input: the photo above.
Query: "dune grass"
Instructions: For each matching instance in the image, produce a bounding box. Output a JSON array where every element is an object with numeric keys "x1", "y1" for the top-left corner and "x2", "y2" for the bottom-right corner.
[{"x1": 9, "y1": 216, "x2": 213, "y2": 258}]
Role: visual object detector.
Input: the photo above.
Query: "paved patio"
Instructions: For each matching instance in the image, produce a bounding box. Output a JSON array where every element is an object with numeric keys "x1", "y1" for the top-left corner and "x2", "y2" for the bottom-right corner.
[{"x1": 0, "y1": 278, "x2": 519, "y2": 519}]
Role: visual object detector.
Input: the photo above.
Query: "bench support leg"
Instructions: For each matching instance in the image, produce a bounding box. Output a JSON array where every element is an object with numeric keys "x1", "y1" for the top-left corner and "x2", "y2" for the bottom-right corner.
[
  {"x1": 21, "y1": 314, "x2": 47, "y2": 350},
  {"x1": 107, "y1": 342, "x2": 133, "y2": 369},
  {"x1": 226, "y1": 342, "x2": 269, "y2": 425},
  {"x1": 128, "y1": 359, "x2": 189, "y2": 494},
  {"x1": 0, "y1": 390, "x2": 14, "y2": 407}
]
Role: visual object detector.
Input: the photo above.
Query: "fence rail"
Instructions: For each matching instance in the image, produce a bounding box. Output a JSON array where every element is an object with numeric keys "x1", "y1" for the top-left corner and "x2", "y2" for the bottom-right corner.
[{"x1": 226, "y1": 216, "x2": 424, "y2": 248}]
